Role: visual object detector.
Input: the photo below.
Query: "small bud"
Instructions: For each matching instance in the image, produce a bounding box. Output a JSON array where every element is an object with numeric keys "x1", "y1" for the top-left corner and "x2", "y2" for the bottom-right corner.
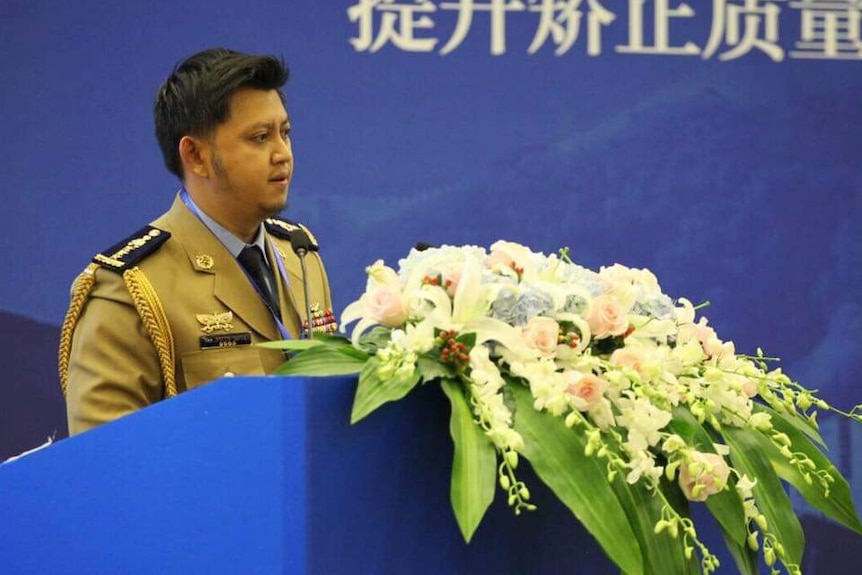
[
  {"x1": 747, "y1": 532, "x2": 759, "y2": 551},
  {"x1": 505, "y1": 450, "x2": 519, "y2": 469},
  {"x1": 499, "y1": 475, "x2": 511, "y2": 490},
  {"x1": 772, "y1": 432, "x2": 791, "y2": 448}
]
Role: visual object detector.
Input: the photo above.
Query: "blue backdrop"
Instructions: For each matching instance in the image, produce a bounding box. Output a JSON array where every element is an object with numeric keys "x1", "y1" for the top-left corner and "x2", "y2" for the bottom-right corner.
[{"x1": 1, "y1": 1, "x2": 860, "y2": 571}]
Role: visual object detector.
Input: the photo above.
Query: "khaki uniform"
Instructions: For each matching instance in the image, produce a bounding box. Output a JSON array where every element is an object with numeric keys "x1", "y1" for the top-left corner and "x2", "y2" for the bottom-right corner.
[{"x1": 60, "y1": 195, "x2": 334, "y2": 435}]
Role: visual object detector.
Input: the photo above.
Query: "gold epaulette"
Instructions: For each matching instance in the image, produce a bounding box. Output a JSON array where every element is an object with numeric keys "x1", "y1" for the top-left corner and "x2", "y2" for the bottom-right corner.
[
  {"x1": 59, "y1": 226, "x2": 177, "y2": 399},
  {"x1": 265, "y1": 217, "x2": 319, "y2": 249},
  {"x1": 92, "y1": 226, "x2": 170, "y2": 272}
]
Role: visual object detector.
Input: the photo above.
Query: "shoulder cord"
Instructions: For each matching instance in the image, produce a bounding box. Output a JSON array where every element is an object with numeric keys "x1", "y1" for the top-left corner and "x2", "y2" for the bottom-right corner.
[
  {"x1": 123, "y1": 267, "x2": 177, "y2": 398},
  {"x1": 58, "y1": 263, "x2": 98, "y2": 395},
  {"x1": 58, "y1": 264, "x2": 177, "y2": 399}
]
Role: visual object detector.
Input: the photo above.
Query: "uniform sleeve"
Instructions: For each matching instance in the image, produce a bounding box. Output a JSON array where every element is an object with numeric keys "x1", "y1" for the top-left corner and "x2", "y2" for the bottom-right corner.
[{"x1": 64, "y1": 268, "x2": 164, "y2": 435}]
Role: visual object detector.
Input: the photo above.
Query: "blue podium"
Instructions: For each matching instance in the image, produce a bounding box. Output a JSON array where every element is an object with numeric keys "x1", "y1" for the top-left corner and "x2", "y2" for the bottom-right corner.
[{"x1": 0, "y1": 376, "x2": 615, "y2": 575}]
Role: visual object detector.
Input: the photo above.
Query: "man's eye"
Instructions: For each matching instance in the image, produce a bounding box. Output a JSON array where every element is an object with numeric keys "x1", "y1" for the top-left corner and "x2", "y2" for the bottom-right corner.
[
  {"x1": 281, "y1": 127, "x2": 291, "y2": 139},
  {"x1": 252, "y1": 133, "x2": 268, "y2": 142}
]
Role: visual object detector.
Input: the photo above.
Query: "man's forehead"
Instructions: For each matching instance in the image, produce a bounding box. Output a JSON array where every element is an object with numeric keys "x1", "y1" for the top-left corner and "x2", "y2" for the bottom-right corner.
[{"x1": 225, "y1": 88, "x2": 289, "y2": 124}]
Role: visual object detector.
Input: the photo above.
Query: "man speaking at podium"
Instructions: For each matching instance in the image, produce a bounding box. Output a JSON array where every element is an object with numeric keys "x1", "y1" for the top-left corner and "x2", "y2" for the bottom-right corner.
[{"x1": 59, "y1": 48, "x2": 335, "y2": 435}]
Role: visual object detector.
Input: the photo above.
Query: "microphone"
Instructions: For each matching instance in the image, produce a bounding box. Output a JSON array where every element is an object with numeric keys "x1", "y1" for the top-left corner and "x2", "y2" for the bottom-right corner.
[{"x1": 289, "y1": 228, "x2": 318, "y2": 339}]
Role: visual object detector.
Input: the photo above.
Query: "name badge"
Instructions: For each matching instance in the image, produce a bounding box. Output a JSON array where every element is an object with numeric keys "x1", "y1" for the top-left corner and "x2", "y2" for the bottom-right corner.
[{"x1": 199, "y1": 332, "x2": 252, "y2": 349}]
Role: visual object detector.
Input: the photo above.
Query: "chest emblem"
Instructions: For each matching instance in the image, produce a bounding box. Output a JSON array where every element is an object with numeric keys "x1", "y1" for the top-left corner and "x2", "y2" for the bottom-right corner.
[{"x1": 196, "y1": 311, "x2": 234, "y2": 333}]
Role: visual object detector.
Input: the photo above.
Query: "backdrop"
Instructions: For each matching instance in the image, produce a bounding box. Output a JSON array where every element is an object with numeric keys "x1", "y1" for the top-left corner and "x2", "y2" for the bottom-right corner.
[{"x1": 1, "y1": 1, "x2": 860, "y2": 571}]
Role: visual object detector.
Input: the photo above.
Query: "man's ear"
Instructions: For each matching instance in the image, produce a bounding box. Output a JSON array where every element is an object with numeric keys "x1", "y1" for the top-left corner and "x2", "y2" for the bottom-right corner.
[{"x1": 178, "y1": 136, "x2": 210, "y2": 178}]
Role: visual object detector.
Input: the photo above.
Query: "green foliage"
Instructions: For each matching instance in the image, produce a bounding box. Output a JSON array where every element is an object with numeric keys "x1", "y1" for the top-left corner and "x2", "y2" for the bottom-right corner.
[
  {"x1": 273, "y1": 343, "x2": 367, "y2": 376},
  {"x1": 441, "y1": 379, "x2": 497, "y2": 542},
  {"x1": 508, "y1": 384, "x2": 644, "y2": 575},
  {"x1": 724, "y1": 427, "x2": 805, "y2": 570},
  {"x1": 754, "y1": 406, "x2": 862, "y2": 535},
  {"x1": 350, "y1": 357, "x2": 421, "y2": 424}
]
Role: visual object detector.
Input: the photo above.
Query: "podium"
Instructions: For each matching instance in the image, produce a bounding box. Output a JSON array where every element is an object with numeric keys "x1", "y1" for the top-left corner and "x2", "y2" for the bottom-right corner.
[{"x1": 0, "y1": 376, "x2": 616, "y2": 574}]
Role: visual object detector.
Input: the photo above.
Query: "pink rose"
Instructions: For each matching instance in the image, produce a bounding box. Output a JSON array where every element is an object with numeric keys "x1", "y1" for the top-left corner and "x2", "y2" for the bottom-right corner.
[
  {"x1": 565, "y1": 373, "x2": 608, "y2": 411},
  {"x1": 586, "y1": 294, "x2": 630, "y2": 339},
  {"x1": 678, "y1": 452, "x2": 730, "y2": 502},
  {"x1": 521, "y1": 316, "x2": 560, "y2": 357},
  {"x1": 610, "y1": 346, "x2": 649, "y2": 379},
  {"x1": 361, "y1": 285, "x2": 408, "y2": 327}
]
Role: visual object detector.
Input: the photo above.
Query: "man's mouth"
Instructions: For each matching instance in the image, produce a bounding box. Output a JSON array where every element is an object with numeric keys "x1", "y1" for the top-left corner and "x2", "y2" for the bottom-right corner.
[{"x1": 269, "y1": 173, "x2": 290, "y2": 184}]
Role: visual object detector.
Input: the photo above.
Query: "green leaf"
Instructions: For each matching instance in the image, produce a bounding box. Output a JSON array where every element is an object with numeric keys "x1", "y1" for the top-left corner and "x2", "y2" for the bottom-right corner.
[
  {"x1": 355, "y1": 326, "x2": 393, "y2": 354},
  {"x1": 611, "y1": 476, "x2": 700, "y2": 575},
  {"x1": 273, "y1": 344, "x2": 367, "y2": 376},
  {"x1": 440, "y1": 379, "x2": 497, "y2": 542},
  {"x1": 350, "y1": 357, "x2": 421, "y2": 424},
  {"x1": 508, "y1": 384, "x2": 644, "y2": 575},
  {"x1": 754, "y1": 405, "x2": 862, "y2": 534},
  {"x1": 723, "y1": 426, "x2": 805, "y2": 568},
  {"x1": 335, "y1": 345, "x2": 372, "y2": 361},
  {"x1": 456, "y1": 331, "x2": 477, "y2": 348},
  {"x1": 309, "y1": 332, "x2": 353, "y2": 346},
  {"x1": 259, "y1": 339, "x2": 327, "y2": 351},
  {"x1": 718, "y1": 524, "x2": 759, "y2": 575},
  {"x1": 416, "y1": 355, "x2": 454, "y2": 383},
  {"x1": 758, "y1": 402, "x2": 825, "y2": 447}
]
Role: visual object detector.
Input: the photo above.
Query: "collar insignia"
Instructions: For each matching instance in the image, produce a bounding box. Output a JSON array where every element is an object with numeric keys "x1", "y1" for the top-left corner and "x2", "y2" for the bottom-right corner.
[{"x1": 195, "y1": 254, "x2": 215, "y2": 270}]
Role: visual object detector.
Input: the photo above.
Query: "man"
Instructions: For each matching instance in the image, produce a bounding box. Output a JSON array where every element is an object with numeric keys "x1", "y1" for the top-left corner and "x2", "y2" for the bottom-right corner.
[{"x1": 59, "y1": 48, "x2": 335, "y2": 435}]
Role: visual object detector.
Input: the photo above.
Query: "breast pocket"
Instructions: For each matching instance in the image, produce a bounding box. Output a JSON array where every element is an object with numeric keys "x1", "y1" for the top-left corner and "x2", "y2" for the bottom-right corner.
[{"x1": 181, "y1": 347, "x2": 267, "y2": 389}]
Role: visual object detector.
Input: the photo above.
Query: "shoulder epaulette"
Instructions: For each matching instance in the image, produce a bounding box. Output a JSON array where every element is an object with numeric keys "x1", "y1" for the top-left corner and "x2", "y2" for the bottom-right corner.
[
  {"x1": 92, "y1": 226, "x2": 171, "y2": 272},
  {"x1": 265, "y1": 217, "x2": 319, "y2": 249}
]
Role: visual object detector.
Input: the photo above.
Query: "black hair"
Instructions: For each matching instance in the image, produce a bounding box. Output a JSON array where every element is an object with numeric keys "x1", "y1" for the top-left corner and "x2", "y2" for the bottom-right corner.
[{"x1": 153, "y1": 47, "x2": 289, "y2": 179}]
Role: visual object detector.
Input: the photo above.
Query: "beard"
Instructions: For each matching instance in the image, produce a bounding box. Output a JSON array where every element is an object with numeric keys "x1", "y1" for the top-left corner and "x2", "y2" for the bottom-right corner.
[{"x1": 211, "y1": 151, "x2": 289, "y2": 219}]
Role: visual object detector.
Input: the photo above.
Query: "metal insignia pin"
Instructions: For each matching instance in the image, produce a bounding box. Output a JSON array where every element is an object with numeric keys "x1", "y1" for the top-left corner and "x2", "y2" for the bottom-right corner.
[
  {"x1": 195, "y1": 254, "x2": 214, "y2": 270},
  {"x1": 196, "y1": 311, "x2": 234, "y2": 333}
]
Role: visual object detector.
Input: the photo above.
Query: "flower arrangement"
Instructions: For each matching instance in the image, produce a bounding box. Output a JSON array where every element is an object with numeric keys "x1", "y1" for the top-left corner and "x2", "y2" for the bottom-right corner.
[{"x1": 266, "y1": 241, "x2": 862, "y2": 575}]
